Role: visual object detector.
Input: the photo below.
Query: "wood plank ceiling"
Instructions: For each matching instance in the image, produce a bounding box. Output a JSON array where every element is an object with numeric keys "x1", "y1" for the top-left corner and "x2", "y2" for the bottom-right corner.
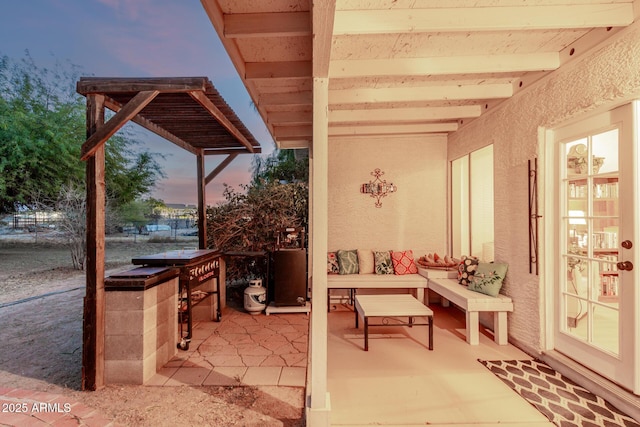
[{"x1": 201, "y1": 0, "x2": 636, "y2": 149}]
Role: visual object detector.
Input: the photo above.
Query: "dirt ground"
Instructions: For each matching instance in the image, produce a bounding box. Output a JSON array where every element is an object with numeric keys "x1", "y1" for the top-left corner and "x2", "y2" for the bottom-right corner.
[{"x1": 0, "y1": 232, "x2": 305, "y2": 426}]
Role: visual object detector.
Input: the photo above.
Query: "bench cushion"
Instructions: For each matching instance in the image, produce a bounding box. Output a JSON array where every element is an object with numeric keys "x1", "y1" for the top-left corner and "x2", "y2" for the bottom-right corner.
[{"x1": 327, "y1": 273, "x2": 428, "y2": 289}]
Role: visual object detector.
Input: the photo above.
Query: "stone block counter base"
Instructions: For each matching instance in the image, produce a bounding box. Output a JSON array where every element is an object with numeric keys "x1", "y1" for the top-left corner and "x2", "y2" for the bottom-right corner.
[{"x1": 104, "y1": 267, "x2": 180, "y2": 384}]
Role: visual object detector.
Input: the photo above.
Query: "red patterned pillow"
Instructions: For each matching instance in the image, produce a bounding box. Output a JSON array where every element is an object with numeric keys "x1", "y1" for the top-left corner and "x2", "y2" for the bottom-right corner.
[{"x1": 391, "y1": 250, "x2": 418, "y2": 275}]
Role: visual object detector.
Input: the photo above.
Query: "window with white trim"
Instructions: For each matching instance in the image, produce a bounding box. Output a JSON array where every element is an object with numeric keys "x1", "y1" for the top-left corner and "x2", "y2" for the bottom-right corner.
[{"x1": 451, "y1": 145, "x2": 494, "y2": 261}]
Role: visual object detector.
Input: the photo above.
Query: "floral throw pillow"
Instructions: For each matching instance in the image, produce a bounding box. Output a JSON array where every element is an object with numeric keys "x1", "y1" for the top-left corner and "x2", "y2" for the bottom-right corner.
[
  {"x1": 337, "y1": 249, "x2": 359, "y2": 275},
  {"x1": 468, "y1": 262, "x2": 509, "y2": 297},
  {"x1": 327, "y1": 252, "x2": 340, "y2": 274},
  {"x1": 391, "y1": 250, "x2": 418, "y2": 275},
  {"x1": 458, "y1": 256, "x2": 479, "y2": 285},
  {"x1": 374, "y1": 250, "x2": 394, "y2": 275}
]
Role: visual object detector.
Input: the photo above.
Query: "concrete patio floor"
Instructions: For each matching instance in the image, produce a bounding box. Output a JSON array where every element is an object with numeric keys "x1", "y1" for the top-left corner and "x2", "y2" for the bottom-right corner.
[
  {"x1": 147, "y1": 305, "x2": 309, "y2": 388},
  {"x1": 144, "y1": 297, "x2": 557, "y2": 426},
  {"x1": 326, "y1": 301, "x2": 555, "y2": 426}
]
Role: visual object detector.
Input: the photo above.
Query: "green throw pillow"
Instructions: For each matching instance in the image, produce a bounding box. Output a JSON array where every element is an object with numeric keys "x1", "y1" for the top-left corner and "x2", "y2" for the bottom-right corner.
[
  {"x1": 468, "y1": 262, "x2": 508, "y2": 297},
  {"x1": 337, "y1": 249, "x2": 359, "y2": 274}
]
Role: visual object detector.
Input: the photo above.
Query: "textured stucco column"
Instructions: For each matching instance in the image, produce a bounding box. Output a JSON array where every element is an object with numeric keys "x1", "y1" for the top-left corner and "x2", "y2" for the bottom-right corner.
[{"x1": 306, "y1": 77, "x2": 331, "y2": 426}]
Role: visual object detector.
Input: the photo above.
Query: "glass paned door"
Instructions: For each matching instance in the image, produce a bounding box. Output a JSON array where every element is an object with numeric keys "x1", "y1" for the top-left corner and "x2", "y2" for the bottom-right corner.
[
  {"x1": 562, "y1": 130, "x2": 620, "y2": 354},
  {"x1": 554, "y1": 103, "x2": 638, "y2": 393}
]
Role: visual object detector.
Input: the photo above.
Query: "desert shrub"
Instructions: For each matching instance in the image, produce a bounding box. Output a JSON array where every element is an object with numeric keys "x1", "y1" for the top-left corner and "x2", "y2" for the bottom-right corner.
[{"x1": 207, "y1": 179, "x2": 308, "y2": 282}]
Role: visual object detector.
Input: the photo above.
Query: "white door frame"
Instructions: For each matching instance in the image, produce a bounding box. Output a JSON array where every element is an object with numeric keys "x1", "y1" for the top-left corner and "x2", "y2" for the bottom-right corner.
[{"x1": 541, "y1": 103, "x2": 640, "y2": 394}]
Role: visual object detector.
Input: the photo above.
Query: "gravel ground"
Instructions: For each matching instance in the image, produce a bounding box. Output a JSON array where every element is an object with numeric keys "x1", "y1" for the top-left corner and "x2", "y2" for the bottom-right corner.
[{"x1": 0, "y1": 231, "x2": 305, "y2": 426}]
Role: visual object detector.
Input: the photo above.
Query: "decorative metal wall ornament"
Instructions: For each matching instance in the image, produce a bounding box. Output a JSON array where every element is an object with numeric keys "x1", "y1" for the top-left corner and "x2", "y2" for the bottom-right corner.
[
  {"x1": 529, "y1": 158, "x2": 542, "y2": 275},
  {"x1": 360, "y1": 168, "x2": 397, "y2": 207}
]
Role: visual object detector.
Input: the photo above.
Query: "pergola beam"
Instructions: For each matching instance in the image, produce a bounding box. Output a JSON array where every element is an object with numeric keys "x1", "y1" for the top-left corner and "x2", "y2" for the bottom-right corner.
[
  {"x1": 76, "y1": 76, "x2": 207, "y2": 94},
  {"x1": 103, "y1": 98, "x2": 198, "y2": 155},
  {"x1": 80, "y1": 90, "x2": 159, "y2": 160},
  {"x1": 203, "y1": 147, "x2": 262, "y2": 155},
  {"x1": 205, "y1": 154, "x2": 239, "y2": 185},
  {"x1": 188, "y1": 90, "x2": 257, "y2": 153}
]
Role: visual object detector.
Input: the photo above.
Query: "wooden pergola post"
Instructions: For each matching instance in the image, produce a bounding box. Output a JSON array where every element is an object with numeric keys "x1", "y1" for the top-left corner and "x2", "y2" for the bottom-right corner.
[
  {"x1": 82, "y1": 93, "x2": 106, "y2": 391},
  {"x1": 197, "y1": 150, "x2": 208, "y2": 249},
  {"x1": 77, "y1": 77, "x2": 260, "y2": 390}
]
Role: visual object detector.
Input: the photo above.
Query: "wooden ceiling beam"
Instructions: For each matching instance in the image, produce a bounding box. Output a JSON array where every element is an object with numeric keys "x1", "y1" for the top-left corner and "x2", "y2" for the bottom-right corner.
[
  {"x1": 246, "y1": 61, "x2": 312, "y2": 80},
  {"x1": 329, "y1": 105, "x2": 481, "y2": 123},
  {"x1": 333, "y1": 4, "x2": 634, "y2": 35},
  {"x1": 81, "y1": 90, "x2": 158, "y2": 160},
  {"x1": 274, "y1": 125, "x2": 313, "y2": 138},
  {"x1": 201, "y1": 0, "x2": 246, "y2": 79},
  {"x1": 330, "y1": 53, "x2": 560, "y2": 78},
  {"x1": 260, "y1": 91, "x2": 313, "y2": 106},
  {"x1": 188, "y1": 90, "x2": 258, "y2": 153},
  {"x1": 329, "y1": 122, "x2": 458, "y2": 136},
  {"x1": 329, "y1": 83, "x2": 513, "y2": 104},
  {"x1": 224, "y1": 11, "x2": 311, "y2": 38},
  {"x1": 277, "y1": 139, "x2": 310, "y2": 149},
  {"x1": 268, "y1": 111, "x2": 313, "y2": 125}
]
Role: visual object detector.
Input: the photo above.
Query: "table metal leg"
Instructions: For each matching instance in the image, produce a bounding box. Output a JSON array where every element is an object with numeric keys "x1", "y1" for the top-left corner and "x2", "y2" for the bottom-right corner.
[
  {"x1": 428, "y1": 315, "x2": 433, "y2": 350},
  {"x1": 364, "y1": 316, "x2": 369, "y2": 351}
]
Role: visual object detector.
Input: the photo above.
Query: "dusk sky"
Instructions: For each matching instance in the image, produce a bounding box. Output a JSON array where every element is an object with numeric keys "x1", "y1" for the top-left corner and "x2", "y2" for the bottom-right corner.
[{"x1": 0, "y1": 0, "x2": 275, "y2": 206}]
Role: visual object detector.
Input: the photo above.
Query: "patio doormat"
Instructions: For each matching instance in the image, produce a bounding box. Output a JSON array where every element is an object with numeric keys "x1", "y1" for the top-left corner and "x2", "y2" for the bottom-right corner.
[{"x1": 479, "y1": 359, "x2": 640, "y2": 427}]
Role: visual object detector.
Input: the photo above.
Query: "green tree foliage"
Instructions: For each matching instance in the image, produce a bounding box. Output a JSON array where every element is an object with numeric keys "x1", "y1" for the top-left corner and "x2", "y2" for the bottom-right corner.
[
  {"x1": 251, "y1": 148, "x2": 308, "y2": 187},
  {"x1": 0, "y1": 51, "x2": 165, "y2": 213},
  {"x1": 206, "y1": 149, "x2": 309, "y2": 281}
]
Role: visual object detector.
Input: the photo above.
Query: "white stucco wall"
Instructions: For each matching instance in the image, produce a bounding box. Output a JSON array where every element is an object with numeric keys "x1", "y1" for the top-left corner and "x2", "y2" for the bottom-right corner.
[
  {"x1": 328, "y1": 135, "x2": 448, "y2": 256},
  {"x1": 447, "y1": 23, "x2": 640, "y2": 352}
]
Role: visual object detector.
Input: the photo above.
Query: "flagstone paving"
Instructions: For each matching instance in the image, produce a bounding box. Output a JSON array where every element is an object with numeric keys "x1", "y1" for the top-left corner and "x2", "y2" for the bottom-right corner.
[
  {"x1": 148, "y1": 306, "x2": 309, "y2": 388},
  {"x1": 0, "y1": 306, "x2": 308, "y2": 426}
]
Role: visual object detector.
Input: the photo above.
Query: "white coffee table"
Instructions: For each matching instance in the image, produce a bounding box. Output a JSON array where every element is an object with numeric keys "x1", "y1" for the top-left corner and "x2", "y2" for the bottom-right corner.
[{"x1": 354, "y1": 294, "x2": 434, "y2": 351}]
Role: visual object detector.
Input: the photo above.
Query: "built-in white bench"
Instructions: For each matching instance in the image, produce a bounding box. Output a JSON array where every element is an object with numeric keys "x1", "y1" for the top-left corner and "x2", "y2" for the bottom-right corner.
[
  {"x1": 327, "y1": 273, "x2": 429, "y2": 309},
  {"x1": 426, "y1": 277, "x2": 513, "y2": 346}
]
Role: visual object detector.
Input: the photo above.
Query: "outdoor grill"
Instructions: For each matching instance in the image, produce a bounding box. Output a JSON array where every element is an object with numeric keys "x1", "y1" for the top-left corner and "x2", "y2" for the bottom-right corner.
[{"x1": 132, "y1": 249, "x2": 222, "y2": 351}]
